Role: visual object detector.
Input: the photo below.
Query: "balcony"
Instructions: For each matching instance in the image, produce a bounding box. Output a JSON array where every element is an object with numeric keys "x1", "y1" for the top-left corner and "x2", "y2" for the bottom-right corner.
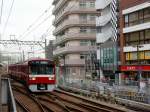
[
  {"x1": 60, "y1": 59, "x2": 85, "y2": 66},
  {"x1": 53, "y1": 6, "x2": 96, "y2": 26},
  {"x1": 53, "y1": 46, "x2": 96, "y2": 56},
  {"x1": 96, "y1": 12, "x2": 111, "y2": 26},
  {"x1": 95, "y1": 0, "x2": 111, "y2": 10},
  {"x1": 96, "y1": 28, "x2": 113, "y2": 43},
  {"x1": 53, "y1": 19, "x2": 96, "y2": 35},
  {"x1": 123, "y1": 22, "x2": 150, "y2": 33},
  {"x1": 123, "y1": 44, "x2": 150, "y2": 52},
  {"x1": 54, "y1": 33, "x2": 96, "y2": 45},
  {"x1": 52, "y1": 0, "x2": 67, "y2": 14}
]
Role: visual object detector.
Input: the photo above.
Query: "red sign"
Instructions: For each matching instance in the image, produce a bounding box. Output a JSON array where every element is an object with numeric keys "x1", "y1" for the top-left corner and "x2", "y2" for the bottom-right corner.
[{"x1": 121, "y1": 65, "x2": 150, "y2": 71}]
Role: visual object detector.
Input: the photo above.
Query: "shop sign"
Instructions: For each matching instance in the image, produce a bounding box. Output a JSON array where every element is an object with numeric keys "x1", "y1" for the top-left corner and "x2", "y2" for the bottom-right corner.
[
  {"x1": 121, "y1": 65, "x2": 150, "y2": 71},
  {"x1": 126, "y1": 66, "x2": 136, "y2": 70}
]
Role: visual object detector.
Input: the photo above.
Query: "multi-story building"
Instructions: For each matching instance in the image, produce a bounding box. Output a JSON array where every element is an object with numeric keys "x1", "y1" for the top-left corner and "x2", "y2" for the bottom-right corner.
[
  {"x1": 52, "y1": 0, "x2": 97, "y2": 81},
  {"x1": 120, "y1": 0, "x2": 150, "y2": 82},
  {"x1": 95, "y1": 0, "x2": 119, "y2": 80}
]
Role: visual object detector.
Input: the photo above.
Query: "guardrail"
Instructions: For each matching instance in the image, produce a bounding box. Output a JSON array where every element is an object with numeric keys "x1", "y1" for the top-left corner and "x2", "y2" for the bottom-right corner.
[
  {"x1": 1, "y1": 78, "x2": 17, "y2": 112},
  {"x1": 58, "y1": 82, "x2": 150, "y2": 111},
  {"x1": 58, "y1": 78, "x2": 150, "y2": 104}
]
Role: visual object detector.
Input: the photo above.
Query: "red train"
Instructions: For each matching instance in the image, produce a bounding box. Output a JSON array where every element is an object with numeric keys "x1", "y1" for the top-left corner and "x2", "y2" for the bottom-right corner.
[{"x1": 8, "y1": 58, "x2": 56, "y2": 92}]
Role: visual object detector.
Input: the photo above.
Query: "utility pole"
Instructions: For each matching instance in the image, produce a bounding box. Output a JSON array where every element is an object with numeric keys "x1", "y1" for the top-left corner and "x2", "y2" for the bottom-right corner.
[
  {"x1": 22, "y1": 50, "x2": 25, "y2": 61},
  {"x1": 136, "y1": 45, "x2": 143, "y2": 90},
  {"x1": 45, "y1": 39, "x2": 47, "y2": 58}
]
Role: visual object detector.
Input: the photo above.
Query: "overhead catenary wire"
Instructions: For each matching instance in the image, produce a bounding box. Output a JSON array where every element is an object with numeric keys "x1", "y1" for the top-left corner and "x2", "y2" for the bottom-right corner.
[
  {"x1": 19, "y1": 14, "x2": 53, "y2": 40},
  {"x1": 18, "y1": 5, "x2": 53, "y2": 40},
  {"x1": 39, "y1": 25, "x2": 55, "y2": 40},
  {"x1": 18, "y1": 0, "x2": 78, "y2": 41},
  {"x1": 2, "y1": 0, "x2": 15, "y2": 37}
]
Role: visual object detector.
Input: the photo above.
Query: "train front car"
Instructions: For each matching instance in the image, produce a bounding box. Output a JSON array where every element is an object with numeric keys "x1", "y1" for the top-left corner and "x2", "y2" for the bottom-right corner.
[{"x1": 28, "y1": 59, "x2": 56, "y2": 92}]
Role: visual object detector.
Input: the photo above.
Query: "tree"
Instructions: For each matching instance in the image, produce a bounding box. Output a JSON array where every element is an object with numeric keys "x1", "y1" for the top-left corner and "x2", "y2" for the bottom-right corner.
[{"x1": 53, "y1": 56, "x2": 60, "y2": 66}]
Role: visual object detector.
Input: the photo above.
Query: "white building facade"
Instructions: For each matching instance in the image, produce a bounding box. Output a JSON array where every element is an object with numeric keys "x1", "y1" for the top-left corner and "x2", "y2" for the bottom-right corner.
[
  {"x1": 95, "y1": 0, "x2": 119, "y2": 80},
  {"x1": 53, "y1": 0, "x2": 98, "y2": 81}
]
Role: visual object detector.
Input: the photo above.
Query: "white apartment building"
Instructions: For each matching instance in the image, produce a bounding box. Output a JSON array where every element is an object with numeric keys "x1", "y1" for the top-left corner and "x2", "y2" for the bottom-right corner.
[
  {"x1": 52, "y1": 0, "x2": 97, "y2": 81},
  {"x1": 95, "y1": 0, "x2": 118, "y2": 79}
]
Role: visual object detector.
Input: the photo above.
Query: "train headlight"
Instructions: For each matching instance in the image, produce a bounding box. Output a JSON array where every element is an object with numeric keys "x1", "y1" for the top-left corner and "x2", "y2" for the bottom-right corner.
[
  {"x1": 49, "y1": 77, "x2": 54, "y2": 80},
  {"x1": 30, "y1": 77, "x2": 36, "y2": 80}
]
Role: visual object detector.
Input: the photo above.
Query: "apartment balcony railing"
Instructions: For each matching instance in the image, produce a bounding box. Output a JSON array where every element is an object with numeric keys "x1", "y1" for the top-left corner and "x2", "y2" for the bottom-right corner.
[
  {"x1": 54, "y1": 33, "x2": 96, "y2": 45},
  {"x1": 53, "y1": 46, "x2": 96, "y2": 56},
  {"x1": 53, "y1": 19, "x2": 96, "y2": 35},
  {"x1": 52, "y1": 0, "x2": 67, "y2": 14},
  {"x1": 96, "y1": 12, "x2": 111, "y2": 26},
  {"x1": 60, "y1": 59, "x2": 85, "y2": 66},
  {"x1": 95, "y1": 0, "x2": 111, "y2": 10},
  {"x1": 53, "y1": 6, "x2": 96, "y2": 25},
  {"x1": 96, "y1": 28, "x2": 113, "y2": 43}
]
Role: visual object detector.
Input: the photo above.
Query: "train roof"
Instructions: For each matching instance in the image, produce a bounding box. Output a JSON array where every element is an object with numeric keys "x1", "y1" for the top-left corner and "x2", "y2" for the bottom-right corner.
[
  {"x1": 9, "y1": 58, "x2": 53, "y2": 66},
  {"x1": 27, "y1": 58, "x2": 52, "y2": 62}
]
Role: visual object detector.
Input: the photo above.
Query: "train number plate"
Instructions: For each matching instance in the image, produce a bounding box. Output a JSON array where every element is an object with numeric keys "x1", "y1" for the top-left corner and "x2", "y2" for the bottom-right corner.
[{"x1": 37, "y1": 84, "x2": 47, "y2": 90}]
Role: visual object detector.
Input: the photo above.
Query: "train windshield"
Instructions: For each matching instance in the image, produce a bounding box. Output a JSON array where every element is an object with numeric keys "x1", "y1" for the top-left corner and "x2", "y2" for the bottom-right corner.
[{"x1": 29, "y1": 61, "x2": 54, "y2": 75}]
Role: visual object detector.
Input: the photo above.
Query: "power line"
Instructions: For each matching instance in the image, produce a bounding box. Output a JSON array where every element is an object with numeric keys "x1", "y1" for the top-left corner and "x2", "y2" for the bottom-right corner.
[
  {"x1": 0, "y1": 0, "x2": 4, "y2": 25},
  {"x1": 19, "y1": 14, "x2": 53, "y2": 40},
  {"x1": 2, "y1": 0, "x2": 15, "y2": 37},
  {"x1": 39, "y1": 25, "x2": 55, "y2": 41},
  {"x1": 18, "y1": 5, "x2": 53, "y2": 40}
]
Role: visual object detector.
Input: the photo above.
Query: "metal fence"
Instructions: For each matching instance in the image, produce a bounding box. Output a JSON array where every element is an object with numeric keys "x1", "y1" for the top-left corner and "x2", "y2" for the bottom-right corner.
[
  {"x1": 1, "y1": 78, "x2": 17, "y2": 112},
  {"x1": 58, "y1": 78, "x2": 150, "y2": 104}
]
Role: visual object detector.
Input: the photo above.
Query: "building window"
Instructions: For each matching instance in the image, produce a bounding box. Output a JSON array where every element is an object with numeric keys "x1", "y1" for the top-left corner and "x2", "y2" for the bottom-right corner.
[
  {"x1": 139, "y1": 10, "x2": 144, "y2": 23},
  {"x1": 145, "y1": 29, "x2": 150, "y2": 39},
  {"x1": 129, "y1": 11, "x2": 138, "y2": 26},
  {"x1": 144, "y1": 7, "x2": 150, "y2": 22},
  {"x1": 90, "y1": 1, "x2": 95, "y2": 8},
  {"x1": 80, "y1": 14, "x2": 87, "y2": 22},
  {"x1": 130, "y1": 32, "x2": 139, "y2": 42},
  {"x1": 80, "y1": 27, "x2": 87, "y2": 33},
  {"x1": 145, "y1": 51, "x2": 150, "y2": 59},
  {"x1": 124, "y1": 8, "x2": 150, "y2": 27},
  {"x1": 124, "y1": 15, "x2": 129, "y2": 27},
  {"x1": 140, "y1": 31, "x2": 144, "y2": 40},
  {"x1": 89, "y1": 15, "x2": 95, "y2": 21},
  {"x1": 125, "y1": 29, "x2": 150, "y2": 46},
  {"x1": 90, "y1": 27, "x2": 96, "y2": 33},
  {"x1": 79, "y1": 1, "x2": 86, "y2": 8},
  {"x1": 90, "y1": 40, "x2": 96, "y2": 46},
  {"x1": 80, "y1": 40, "x2": 89, "y2": 46}
]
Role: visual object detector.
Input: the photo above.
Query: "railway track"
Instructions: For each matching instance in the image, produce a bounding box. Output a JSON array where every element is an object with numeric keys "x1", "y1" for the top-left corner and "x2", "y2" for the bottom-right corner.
[
  {"x1": 11, "y1": 80, "x2": 134, "y2": 112},
  {"x1": 48, "y1": 90, "x2": 131, "y2": 112},
  {"x1": 11, "y1": 81, "x2": 78, "y2": 112},
  {"x1": 12, "y1": 86, "x2": 46, "y2": 112}
]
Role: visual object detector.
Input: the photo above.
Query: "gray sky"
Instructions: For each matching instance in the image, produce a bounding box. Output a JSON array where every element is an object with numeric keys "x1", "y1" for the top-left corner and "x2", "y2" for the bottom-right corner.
[{"x1": 0, "y1": 0, "x2": 54, "y2": 59}]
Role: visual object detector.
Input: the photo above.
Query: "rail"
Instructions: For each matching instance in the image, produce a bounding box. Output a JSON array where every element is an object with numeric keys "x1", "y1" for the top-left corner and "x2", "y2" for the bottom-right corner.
[{"x1": 1, "y1": 78, "x2": 17, "y2": 112}]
